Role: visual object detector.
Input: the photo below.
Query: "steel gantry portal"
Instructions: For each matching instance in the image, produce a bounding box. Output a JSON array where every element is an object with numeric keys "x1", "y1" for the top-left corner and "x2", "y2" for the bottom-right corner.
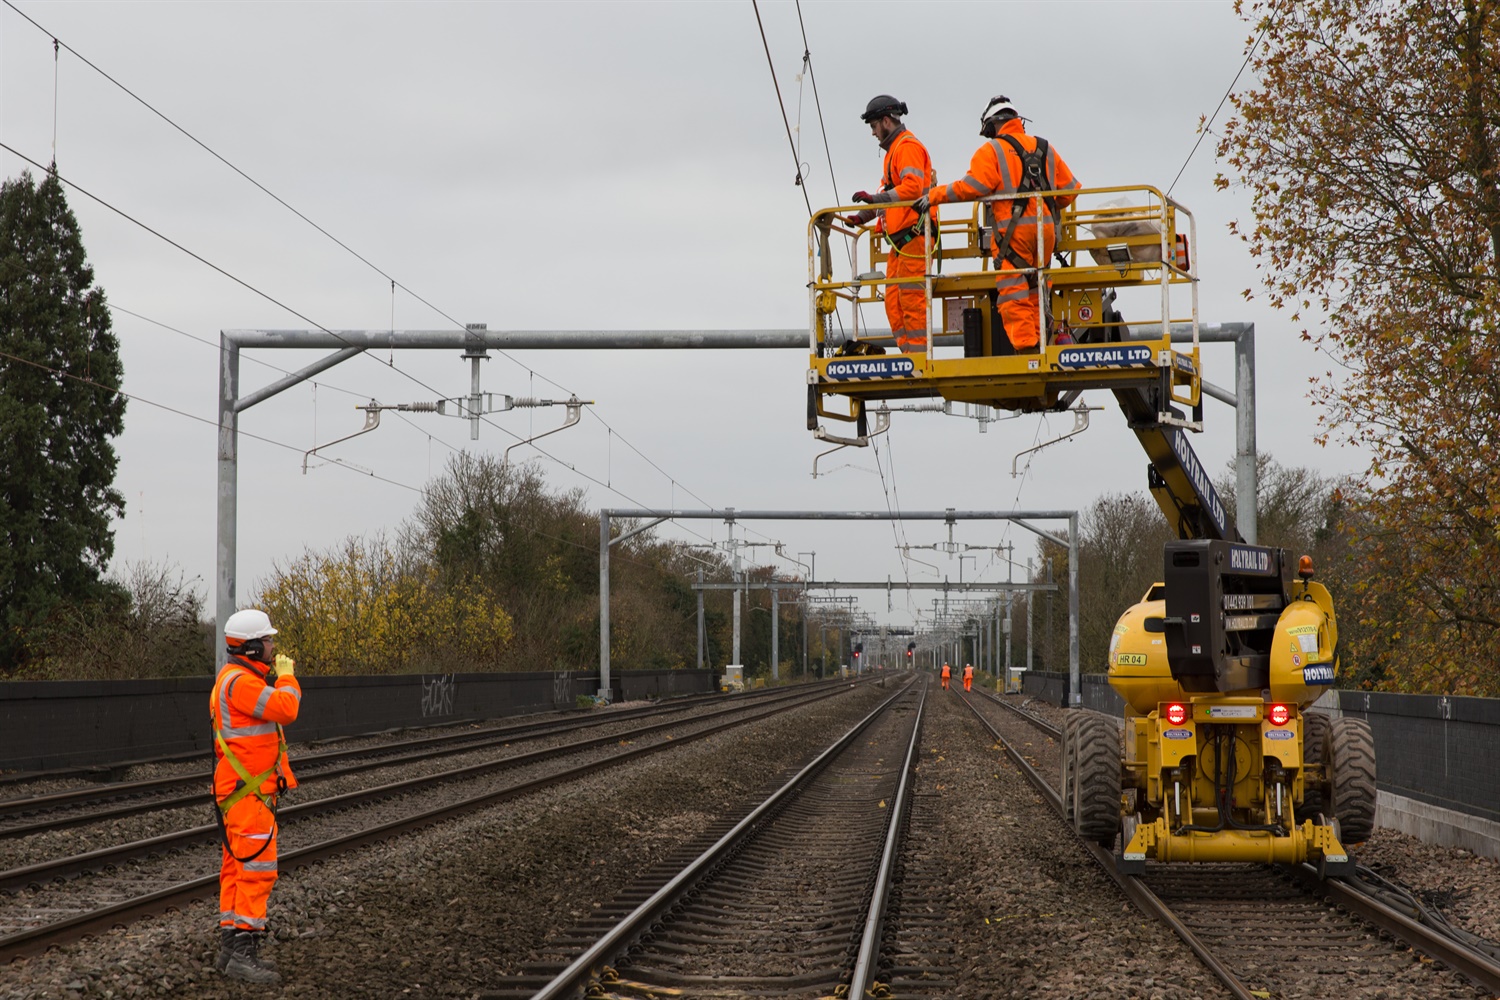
[{"x1": 216, "y1": 324, "x2": 1256, "y2": 685}]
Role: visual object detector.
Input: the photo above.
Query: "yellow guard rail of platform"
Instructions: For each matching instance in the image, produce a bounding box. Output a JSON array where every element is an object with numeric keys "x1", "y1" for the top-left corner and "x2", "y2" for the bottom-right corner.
[{"x1": 806, "y1": 185, "x2": 1202, "y2": 423}]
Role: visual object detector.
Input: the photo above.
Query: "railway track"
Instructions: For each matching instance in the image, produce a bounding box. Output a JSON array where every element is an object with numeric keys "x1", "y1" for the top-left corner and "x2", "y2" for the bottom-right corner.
[
  {"x1": 960, "y1": 688, "x2": 1500, "y2": 999},
  {"x1": 486, "y1": 677, "x2": 928, "y2": 1000},
  {"x1": 0, "y1": 684, "x2": 820, "y2": 839},
  {"x1": 0, "y1": 680, "x2": 863, "y2": 962}
]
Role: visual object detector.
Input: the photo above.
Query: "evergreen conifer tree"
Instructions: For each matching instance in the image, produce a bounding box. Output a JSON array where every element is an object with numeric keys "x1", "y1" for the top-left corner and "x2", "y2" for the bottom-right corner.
[{"x1": 0, "y1": 170, "x2": 127, "y2": 671}]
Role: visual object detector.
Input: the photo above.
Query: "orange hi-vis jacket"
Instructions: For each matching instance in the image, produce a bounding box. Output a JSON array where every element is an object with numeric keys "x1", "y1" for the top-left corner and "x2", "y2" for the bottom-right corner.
[
  {"x1": 941, "y1": 664, "x2": 951, "y2": 678},
  {"x1": 211, "y1": 656, "x2": 301, "y2": 808},
  {"x1": 925, "y1": 118, "x2": 1079, "y2": 266},
  {"x1": 964, "y1": 665, "x2": 974, "y2": 680},
  {"x1": 853, "y1": 126, "x2": 935, "y2": 239},
  {"x1": 878, "y1": 128, "x2": 935, "y2": 237}
]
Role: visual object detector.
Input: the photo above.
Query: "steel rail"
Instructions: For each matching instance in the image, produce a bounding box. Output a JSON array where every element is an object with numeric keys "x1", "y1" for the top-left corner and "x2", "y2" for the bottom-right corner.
[
  {"x1": 0, "y1": 684, "x2": 820, "y2": 833},
  {"x1": 1296, "y1": 866, "x2": 1500, "y2": 993},
  {"x1": 953, "y1": 690, "x2": 1259, "y2": 1000},
  {"x1": 527, "y1": 679, "x2": 919, "y2": 1000},
  {"x1": 0, "y1": 682, "x2": 777, "y2": 792},
  {"x1": 0, "y1": 681, "x2": 863, "y2": 961},
  {"x1": 0, "y1": 683, "x2": 855, "y2": 894},
  {"x1": 964, "y1": 690, "x2": 1500, "y2": 997},
  {"x1": 847, "y1": 680, "x2": 927, "y2": 997}
]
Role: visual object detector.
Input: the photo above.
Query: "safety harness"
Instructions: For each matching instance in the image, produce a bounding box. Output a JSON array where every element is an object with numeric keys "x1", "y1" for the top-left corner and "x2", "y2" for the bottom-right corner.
[
  {"x1": 992, "y1": 133, "x2": 1059, "y2": 288},
  {"x1": 212, "y1": 666, "x2": 288, "y2": 863}
]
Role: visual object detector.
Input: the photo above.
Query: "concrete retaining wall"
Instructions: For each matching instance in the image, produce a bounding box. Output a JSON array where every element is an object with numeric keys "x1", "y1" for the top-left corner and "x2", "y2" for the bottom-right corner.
[{"x1": 0, "y1": 669, "x2": 715, "y2": 773}]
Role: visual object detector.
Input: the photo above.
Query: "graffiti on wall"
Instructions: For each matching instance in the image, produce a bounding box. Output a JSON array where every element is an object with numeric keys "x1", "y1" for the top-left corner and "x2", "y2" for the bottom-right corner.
[{"x1": 421, "y1": 674, "x2": 456, "y2": 717}]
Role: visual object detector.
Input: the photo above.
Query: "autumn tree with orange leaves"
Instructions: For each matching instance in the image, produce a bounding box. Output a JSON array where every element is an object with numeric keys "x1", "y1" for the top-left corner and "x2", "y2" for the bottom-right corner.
[{"x1": 1217, "y1": 1, "x2": 1500, "y2": 693}]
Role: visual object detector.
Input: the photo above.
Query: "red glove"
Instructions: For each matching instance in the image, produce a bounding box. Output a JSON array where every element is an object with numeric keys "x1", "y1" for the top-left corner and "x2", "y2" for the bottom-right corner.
[
  {"x1": 842, "y1": 214, "x2": 866, "y2": 227},
  {"x1": 851, "y1": 190, "x2": 875, "y2": 204}
]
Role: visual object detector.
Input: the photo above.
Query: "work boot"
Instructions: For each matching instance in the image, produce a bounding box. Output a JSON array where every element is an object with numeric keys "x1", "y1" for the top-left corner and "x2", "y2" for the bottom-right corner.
[
  {"x1": 222, "y1": 931, "x2": 280, "y2": 984},
  {"x1": 215, "y1": 927, "x2": 234, "y2": 973}
]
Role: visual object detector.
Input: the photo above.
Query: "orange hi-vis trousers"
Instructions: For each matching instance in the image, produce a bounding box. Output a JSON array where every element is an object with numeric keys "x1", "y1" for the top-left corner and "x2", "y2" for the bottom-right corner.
[
  {"x1": 219, "y1": 796, "x2": 278, "y2": 931},
  {"x1": 886, "y1": 235, "x2": 930, "y2": 352},
  {"x1": 964, "y1": 676, "x2": 973, "y2": 692}
]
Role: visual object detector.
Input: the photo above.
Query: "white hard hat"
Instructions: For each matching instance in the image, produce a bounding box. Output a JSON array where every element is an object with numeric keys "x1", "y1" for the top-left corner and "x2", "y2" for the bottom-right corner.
[
  {"x1": 225, "y1": 608, "x2": 278, "y2": 641},
  {"x1": 981, "y1": 96, "x2": 1018, "y2": 123}
]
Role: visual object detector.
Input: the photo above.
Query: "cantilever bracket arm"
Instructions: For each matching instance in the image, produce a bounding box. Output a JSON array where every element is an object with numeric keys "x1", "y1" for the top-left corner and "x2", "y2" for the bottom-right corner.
[
  {"x1": 503, "y1": 396, "x2": 592, "y2": 466},
  {"x1": 1011, "y1": 405, "x2": 1101, "y2": 477},
  {"x1": 811, "y1": 409, "x2": 891, "y2": 477},
  {"x1": 303, "y1": 401, "x2": 380, "y2": 474}
]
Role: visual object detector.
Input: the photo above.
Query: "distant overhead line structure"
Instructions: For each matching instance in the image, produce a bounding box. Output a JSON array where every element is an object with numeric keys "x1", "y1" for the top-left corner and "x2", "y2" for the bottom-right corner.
[{"x1": 599, "y1": 508, "x2": 1081, "y2": 704}]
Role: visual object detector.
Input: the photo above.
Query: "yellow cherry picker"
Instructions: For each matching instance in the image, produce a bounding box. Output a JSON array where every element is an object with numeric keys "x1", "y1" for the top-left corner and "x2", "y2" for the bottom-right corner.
[{"x1": 805, "y1": 186, "x2": 1373, "y2": 874}]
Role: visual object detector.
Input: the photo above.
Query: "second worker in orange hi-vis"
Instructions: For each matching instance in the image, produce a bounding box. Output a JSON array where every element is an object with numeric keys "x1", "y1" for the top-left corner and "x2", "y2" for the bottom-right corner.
[
  {"x1": 915, "y1": 96, "x2": 1080, "y2": 352},
  {"x1": 842, "y1": 95, "x2": 936, "y2": 354},
  {"x1": 963, "y1": 663, "x2": 974, "y2": 692},
  {"x1": 941, "y1": 662, "x2": 951, "y2": 690},
  {"x1": 211, "y1": 609, "x2": 302, "y2": 984}
]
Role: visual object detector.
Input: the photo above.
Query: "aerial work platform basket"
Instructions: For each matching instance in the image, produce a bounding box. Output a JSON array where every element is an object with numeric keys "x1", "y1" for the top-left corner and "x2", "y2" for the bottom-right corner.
[{"x1": 806, "y1": 185, "x2": 1203, "y2": 444}]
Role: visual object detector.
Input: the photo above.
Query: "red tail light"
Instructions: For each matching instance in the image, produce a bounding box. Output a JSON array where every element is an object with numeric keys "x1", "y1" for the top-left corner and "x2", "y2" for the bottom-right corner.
[
  {"x1": 1269, "y1": 703, "x2": 1290, "y2": 727},
  {"x1": 1165, "y1": 703, "x2": 1187, "y2": 725}
]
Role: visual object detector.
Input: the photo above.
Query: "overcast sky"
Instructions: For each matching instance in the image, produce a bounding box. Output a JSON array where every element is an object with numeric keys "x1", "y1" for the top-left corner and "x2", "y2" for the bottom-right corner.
[{"x1": 0, "y1": 1, "x2": 1365, "y2": 638}]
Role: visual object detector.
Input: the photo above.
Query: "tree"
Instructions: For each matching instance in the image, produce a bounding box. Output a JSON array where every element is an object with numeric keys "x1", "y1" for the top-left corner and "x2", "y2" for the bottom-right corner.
[
  {"x1": 15, "y1": 561, "x2": 211, "y2": 680},
  {"x1": 258, "y1": 534, "x2": 513, "y2": 675},
  {"x1": 0, "y1": 170, "x2": 127, "y2": 671},
  {"x1": 1218, "y1": 1, "x2": 1500, "y2": 693}
]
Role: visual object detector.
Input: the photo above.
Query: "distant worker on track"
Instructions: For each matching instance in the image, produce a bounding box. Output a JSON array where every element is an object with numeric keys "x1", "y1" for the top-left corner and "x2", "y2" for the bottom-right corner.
[
  {"x1": 842, "y1": 94, "x2": 936, "y2": 354},
  {"x1": 963, "y1": 663, "x2": 974, "y2": 692},
  {"x1": 941, "y1": 662, "x2": 951, "y2": 690},
  {"x1": 211, "y1": 609, "x2": 302, "y2": 983},
  {"x1": 914, "y1": 96, "x2": 1079, "y2": 352}
]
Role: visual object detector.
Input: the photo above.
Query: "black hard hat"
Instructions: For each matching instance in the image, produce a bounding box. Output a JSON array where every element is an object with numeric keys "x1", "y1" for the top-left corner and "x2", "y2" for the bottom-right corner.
[{"x1": 861, "y1": 94, "x2": 908, "y2": 123}]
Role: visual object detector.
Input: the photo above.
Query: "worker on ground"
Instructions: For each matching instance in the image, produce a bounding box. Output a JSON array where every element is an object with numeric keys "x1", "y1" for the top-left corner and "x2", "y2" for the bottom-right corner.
[
  {"x1": 964, "y1": 663, "x2": 974, "y2": 692},
  {"x1": 940, "y1": 661, "x2": 951, "y2": 690},
  {"x1": 914, "y1": 96, "x2": 1079, "y2": 352},
  {"x1": 212, "y1": 609, "x2": 302, "y2": 983},
  {"x1": 842, "y1": 95, "x2": 936, "y2": 354}
]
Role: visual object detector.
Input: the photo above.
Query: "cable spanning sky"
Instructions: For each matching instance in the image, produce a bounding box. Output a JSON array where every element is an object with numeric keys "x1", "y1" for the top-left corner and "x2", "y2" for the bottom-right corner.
[{"x1": 0, "y1": 1, "x2": 1366, "y2": 632}]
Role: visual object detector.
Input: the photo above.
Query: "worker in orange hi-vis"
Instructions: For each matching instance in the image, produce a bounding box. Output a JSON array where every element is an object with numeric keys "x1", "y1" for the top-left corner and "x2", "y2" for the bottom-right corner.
[
  {"x1": 915, "y1": 95, "x2": 1080, "y2": 352},
  {"x1": 963, "y1": 663, "x2": 975, "y2": 692},
  {"x1": 940, "y1": 662, "x2": 951, "y2": 690},
  {"x1": 841, "y1": 94, "x2": 936, "y2": 354},
  {"x1": 211, "y1": 609, "x2": 302, "y2": 984}
]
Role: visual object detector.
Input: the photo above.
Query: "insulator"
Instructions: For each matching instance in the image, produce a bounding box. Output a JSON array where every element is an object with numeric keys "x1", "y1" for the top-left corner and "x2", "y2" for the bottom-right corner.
[{"x1": 402, "y1": 401, "x2": 440, "y2": 412}]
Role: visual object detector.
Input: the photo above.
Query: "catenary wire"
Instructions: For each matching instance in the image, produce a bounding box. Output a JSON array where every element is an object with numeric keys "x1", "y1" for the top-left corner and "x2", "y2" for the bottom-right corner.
[
  {"x1": 794, "y1": 0, "x2": 838, "y2": 201},
  {"x1": 0, "y1": 141, "x2": 724, "y2": 551},
  {"x1": 0, "y1": 7, "x2": 771, "y2": 558},
  {"x1": 108, "y1": 304, "x2": 466, "y2": 460},
  {"x1": 751, "y1": 0, "x2": 814, "y2": 217},
  {"x1": 1167, "y1": 21, "x2": 1269, "y2": 197}
]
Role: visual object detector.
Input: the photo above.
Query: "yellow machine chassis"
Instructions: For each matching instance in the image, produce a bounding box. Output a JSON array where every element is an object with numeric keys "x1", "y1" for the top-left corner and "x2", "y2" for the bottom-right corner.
[
  {"x1": 1118, "y1": 699, "x2": 1353, "y2": 874},
  {"x1": 807, "y1": 185, "x2": 1203, "y2": 429}
]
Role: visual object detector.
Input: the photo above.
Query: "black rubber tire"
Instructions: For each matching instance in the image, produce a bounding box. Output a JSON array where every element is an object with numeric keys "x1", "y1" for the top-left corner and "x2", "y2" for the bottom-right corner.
[
  {"x1": 1060, "y1": 713, "x2": 1081, "y2": 823},
  {"x1": 1328, "y1": 716, "x2": 1377, "y2": 844},
  {"x1": 1073, "y1": 714, "x2": 1123, "y2": 847},
  {"x1": 1301, "y1": 711, "x2": 1331, "y2": 819}
]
